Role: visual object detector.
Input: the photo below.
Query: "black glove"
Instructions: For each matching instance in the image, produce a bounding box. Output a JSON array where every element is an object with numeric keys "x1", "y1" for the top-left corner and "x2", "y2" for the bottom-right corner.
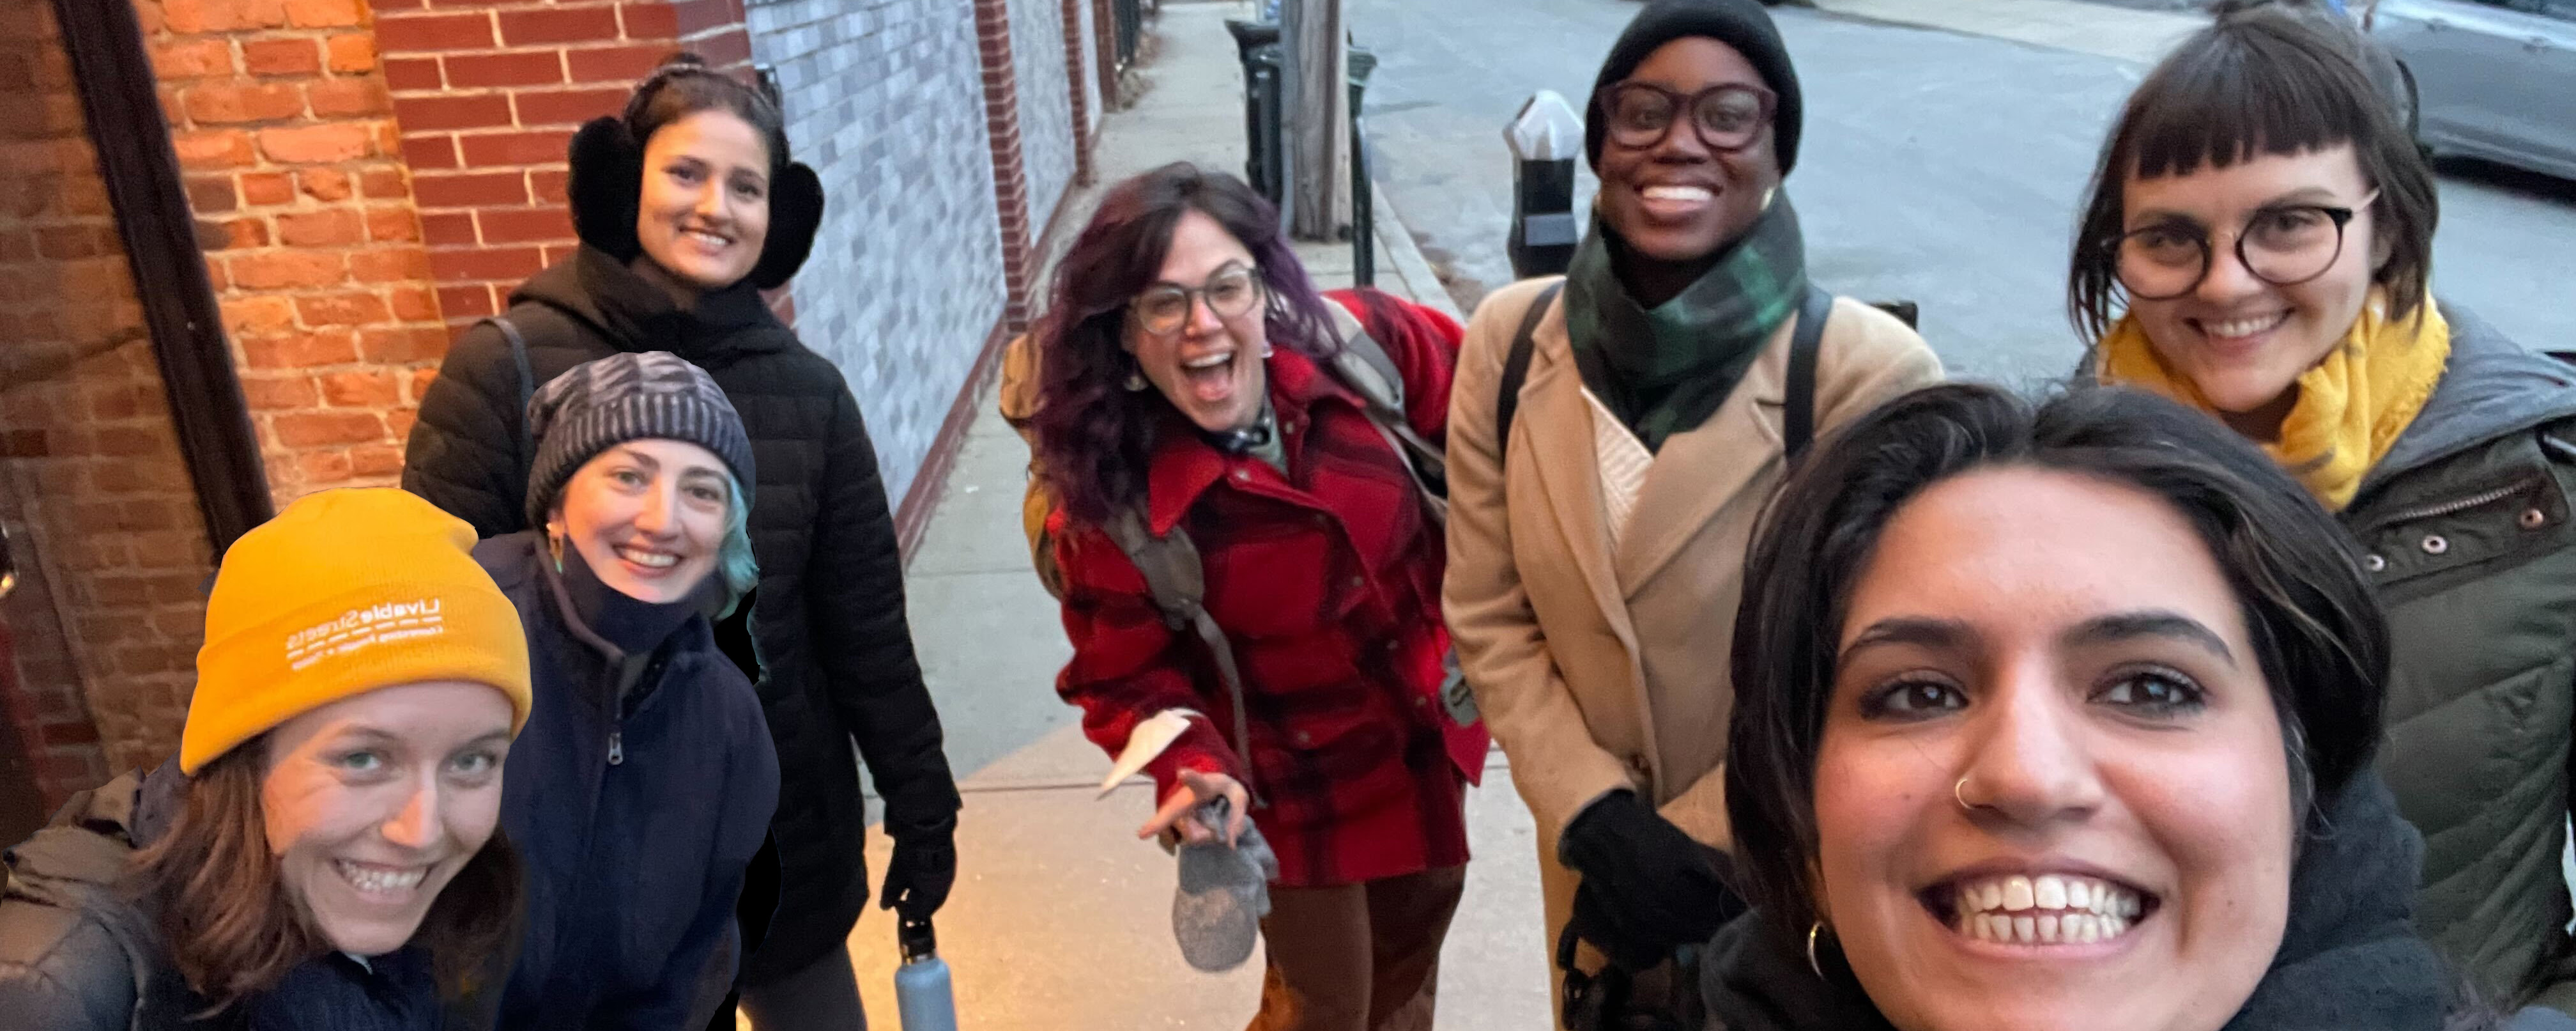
[
  {"x1": 1559, "y1": 791, "x2": 1746, "y2": 971},
  {"x1": 878, "y1": 833, "x2": 957, "y2": 922}
]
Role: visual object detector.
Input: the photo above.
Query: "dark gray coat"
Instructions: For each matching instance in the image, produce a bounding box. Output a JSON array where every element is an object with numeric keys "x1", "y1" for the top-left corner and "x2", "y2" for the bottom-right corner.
[{"x1": 2345, "y1": 304, "x2": 2576, "y2": 1014}]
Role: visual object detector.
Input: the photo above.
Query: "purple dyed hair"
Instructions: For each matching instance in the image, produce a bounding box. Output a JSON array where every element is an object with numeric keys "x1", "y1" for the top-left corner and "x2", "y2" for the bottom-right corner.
[{"x1": 1030, "y1": 162, "x2": 1342, "y2": 526}]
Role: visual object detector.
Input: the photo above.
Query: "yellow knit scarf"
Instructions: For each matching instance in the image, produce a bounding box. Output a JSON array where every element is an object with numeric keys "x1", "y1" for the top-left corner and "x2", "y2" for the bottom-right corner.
[{"x1": 2096, "y1": 290, "x2": 2451, "y2": 510}]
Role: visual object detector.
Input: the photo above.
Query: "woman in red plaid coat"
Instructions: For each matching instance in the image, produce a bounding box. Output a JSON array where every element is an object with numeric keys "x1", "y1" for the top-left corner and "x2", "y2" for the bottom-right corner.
[{"x1": 1030, "y1": 163, "x2": 1488, "y2": 1031}]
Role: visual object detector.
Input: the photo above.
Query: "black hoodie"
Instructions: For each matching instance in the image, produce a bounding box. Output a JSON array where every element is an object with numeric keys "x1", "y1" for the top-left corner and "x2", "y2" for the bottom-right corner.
[{"x1": 401, "y1": 246, "x2": 962, "y2": 984}]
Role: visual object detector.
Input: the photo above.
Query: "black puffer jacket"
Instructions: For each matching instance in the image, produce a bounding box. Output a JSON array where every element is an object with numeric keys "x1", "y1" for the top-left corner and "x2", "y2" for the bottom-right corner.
[{"x1": 402, "y1": 246, "x2": 961, "y2": 982}]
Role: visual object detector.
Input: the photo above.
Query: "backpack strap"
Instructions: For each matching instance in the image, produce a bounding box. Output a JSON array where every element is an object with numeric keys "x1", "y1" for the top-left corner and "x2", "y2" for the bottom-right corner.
[
  {"x1": 484, "y1": 315, "x2": 536, "y2": 477},
  {"x1": 1783, "y1": 284, "x2": 1834, "y2": 460},
  {"x1": 1495, "y1": 280, "x2": 1564, "y2": 459},
  {"x1": 1322, "y1": 304, "x2": 1449, "y2": 521},
  {"x1": 1102, "y1": 509, "x2": 1262, "y2": 807}
]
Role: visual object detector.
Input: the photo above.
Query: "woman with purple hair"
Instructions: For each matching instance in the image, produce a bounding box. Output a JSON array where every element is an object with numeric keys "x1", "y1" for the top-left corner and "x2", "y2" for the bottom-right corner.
[{"x1": 1020, "y1": 162, "x2": 1488, "y2": 1031}]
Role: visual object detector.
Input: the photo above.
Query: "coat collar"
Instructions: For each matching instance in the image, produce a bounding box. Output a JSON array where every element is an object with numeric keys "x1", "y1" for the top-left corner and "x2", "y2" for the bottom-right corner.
[{"x1": 1144, "y1": 346, "x2": 1350, "y2": 535}]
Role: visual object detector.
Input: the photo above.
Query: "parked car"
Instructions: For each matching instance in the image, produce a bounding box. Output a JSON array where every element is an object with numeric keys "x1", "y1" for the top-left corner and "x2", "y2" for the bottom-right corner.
[{"x1": 2373, "y1": 0, "x2": 2576, "y2": 182}]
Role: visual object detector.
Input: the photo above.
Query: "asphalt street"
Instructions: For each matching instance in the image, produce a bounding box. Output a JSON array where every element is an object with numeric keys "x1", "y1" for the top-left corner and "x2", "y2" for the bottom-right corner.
[{"x1": 1352, "y1": 0, "x2": 2576, "y2": 382}]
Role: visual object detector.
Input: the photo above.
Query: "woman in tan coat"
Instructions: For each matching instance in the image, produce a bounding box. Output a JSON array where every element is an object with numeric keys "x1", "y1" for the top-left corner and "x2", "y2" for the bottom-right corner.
[{"x1": 1441, "y1": 0, "x2": 1938, "y2": 1023}]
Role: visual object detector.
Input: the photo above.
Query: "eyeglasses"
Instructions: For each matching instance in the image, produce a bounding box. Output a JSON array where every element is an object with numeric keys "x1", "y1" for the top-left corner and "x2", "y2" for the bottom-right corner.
[
  {"x1": 2111, "y1": 191, "x2": 2379, "y2": 300},
  {"x1": 1595, "y1": 82, "x2": 1778, "y2": 153},
  {"x1": 1129, "y1": 264, "x2": 1263, "y2": 337}
]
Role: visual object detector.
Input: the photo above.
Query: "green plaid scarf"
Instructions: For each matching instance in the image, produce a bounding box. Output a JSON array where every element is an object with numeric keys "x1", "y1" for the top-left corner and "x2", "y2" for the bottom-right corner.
[{"x1": 1561, "y1": 194, "x2": 1807, "y2": 452}]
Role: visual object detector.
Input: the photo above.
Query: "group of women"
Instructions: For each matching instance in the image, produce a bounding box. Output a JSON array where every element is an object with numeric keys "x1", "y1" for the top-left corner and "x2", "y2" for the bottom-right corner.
[
  {"x1": 0, "y1": 54, "x2": 954, "y2": 1030},
  {"x1": 0, "y1": 0, "x2": 2570, "y2": 1028},
  {"x1": 1018, "y1": 0, "x2": 2576, "y2": 1030}
]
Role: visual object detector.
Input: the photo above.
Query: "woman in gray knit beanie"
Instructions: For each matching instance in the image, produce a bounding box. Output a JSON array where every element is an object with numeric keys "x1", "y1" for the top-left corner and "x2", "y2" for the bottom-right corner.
[{"x1": 473, "y1": 349, "x2": 780, "y2": 1031}]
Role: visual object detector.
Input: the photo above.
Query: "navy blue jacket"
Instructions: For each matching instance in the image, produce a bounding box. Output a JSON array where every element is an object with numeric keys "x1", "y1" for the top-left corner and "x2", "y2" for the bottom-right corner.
[{"x1": 479, "y1": 532, "x2": 779, "y2": 1030}]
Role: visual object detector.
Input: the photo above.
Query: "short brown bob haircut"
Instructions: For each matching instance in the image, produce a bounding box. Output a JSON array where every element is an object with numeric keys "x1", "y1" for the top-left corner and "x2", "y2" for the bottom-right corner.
[{"x1": 2067, "y1": 0, "x2": 2437, "y2": 343}]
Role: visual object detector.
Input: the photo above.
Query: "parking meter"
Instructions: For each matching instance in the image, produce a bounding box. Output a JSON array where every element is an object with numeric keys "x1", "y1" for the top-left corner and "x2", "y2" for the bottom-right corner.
[{"x1": 1506, "y1": 90, "x2": 1585, "y2": 279}]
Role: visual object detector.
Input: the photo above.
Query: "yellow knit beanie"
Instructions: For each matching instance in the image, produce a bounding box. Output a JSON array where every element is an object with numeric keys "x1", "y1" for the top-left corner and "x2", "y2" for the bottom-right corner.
[{"x1": 181, "y1": 488, "x2": 533, "y2": 775}]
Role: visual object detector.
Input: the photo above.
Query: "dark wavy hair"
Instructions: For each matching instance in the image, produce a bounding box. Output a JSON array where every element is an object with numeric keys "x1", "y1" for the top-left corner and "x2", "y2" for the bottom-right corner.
[
  {"x1": 1030, "y1": 162, "x2": 1340, "y2": 525},
  {"x1": 2067, "y1": 0, "x2": 2436, "y2": 343},
  {"x1": 1724, "y1": 384, "x2": 2390, "y2": 940}
]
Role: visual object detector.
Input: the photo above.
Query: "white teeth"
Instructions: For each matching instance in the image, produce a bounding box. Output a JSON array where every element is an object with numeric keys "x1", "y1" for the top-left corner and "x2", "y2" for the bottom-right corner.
[
  {"x1": 336, "y1": 860, "x2": 425, "y2": 895},
  {"x1": 618, "y1": 547, "x2": 677, "y2": 569},
  {"x1": 1641, "y1": 184, "x2": 1715, "y2": 202},
  {"x1": 686, "y1": 229, "x2": 729, "y2": 246},
  {"x1": 1950, "y1": 874, "x2": 2145, "y2": 945},
  {"x1": 2207, "y1": 313, "x2": 2287, "y2": 339},
  {"x1": 1184, "y1": 352, "x2": 1234, "y2": 369}
]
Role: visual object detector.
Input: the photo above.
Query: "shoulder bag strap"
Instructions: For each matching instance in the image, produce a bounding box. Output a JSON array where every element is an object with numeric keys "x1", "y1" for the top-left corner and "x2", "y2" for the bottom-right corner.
[
  {"x1": 484, "y1": 315, "x2": 535, "y2": 475},
  {"x1": 1496, "y1": 280, "x2": 1564, "y2": 458},
  {"x1": 1784, "y1": 284, "x2": 1834, "y2": 460},
  {"x1": 1103, "y1": 509, "x2": 1261, "y2": 807}
]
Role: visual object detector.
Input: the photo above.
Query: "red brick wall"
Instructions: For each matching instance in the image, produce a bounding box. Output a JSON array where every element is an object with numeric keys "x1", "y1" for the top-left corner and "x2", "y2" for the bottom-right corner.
[
  {"x1": 1061, "y1": 0, "x2": 1092, "y2": 188},
  {"x1": 974, "y1": 0, "x2": 1034, "y2": 337},
  {"x1": 365, "y1": 0, "x2": 753, "y2": 329},
  {"x1": 141, "y1": 0, "x2": 455, "y2": 506},
  {"x1": 0, "y1": 0, "x2": 215, "y2": 796}
]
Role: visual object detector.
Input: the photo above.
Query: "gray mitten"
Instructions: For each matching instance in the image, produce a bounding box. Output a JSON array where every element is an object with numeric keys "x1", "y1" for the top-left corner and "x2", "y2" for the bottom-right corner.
[{"x1": 1171, "y1": 796, "x2": 1279, "y2": 972}]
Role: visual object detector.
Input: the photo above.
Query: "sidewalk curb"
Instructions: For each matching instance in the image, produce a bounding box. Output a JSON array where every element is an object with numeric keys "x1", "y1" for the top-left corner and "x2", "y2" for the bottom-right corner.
[{"x1": 1372, "y1": 180, "x2": 1467, "y2": 324}]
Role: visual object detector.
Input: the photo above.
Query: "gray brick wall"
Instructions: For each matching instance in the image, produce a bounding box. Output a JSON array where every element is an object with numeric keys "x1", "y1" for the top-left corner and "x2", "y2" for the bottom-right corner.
[
  {"x1": 747, "y1": 0, "x2": 1008, "y2": 506},
  {"x1": 1009, "y1": 0, "x2": 1077, "y2": 243}
]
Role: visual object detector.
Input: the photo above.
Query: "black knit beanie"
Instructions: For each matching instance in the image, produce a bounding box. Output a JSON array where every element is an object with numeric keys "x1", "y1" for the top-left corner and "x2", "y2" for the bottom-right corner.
[
  {"x1": 1586, "y1": 0, "x2": 1803, "y2": 175},
  {"x1": 525, "y1": 351, "x2": 756, "y2": 526}
]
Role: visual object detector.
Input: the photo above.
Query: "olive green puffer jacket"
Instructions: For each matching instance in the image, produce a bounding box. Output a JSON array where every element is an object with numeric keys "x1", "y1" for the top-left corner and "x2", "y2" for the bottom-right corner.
[{"x1": 2347, "y1": 304, "x2": 2576, "y2": 1015}]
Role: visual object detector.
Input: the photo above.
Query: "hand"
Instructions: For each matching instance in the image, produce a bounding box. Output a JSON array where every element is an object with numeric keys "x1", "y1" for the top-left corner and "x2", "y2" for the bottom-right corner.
[
  {"x1": 1139, "y1": 769, "x2": 1249, "y2": 846},
  {"x1": 878, "y1": 833, "x2": 958, "y2": 922},
  {"x1": 1558, "y1": 791, "x2": 1745, "y2": 967}
]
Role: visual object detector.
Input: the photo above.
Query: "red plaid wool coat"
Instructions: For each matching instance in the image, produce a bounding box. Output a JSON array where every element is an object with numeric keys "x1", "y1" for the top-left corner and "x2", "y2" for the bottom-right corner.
[{"x1": 1052, "y1": 290, "x2": 1489, "y2": 888}]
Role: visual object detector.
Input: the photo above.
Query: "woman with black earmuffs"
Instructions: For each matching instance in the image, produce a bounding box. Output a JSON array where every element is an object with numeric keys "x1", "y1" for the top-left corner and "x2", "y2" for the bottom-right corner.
[{"x1": 402, "y1": 54, "x2": 963, "y2": 1029}]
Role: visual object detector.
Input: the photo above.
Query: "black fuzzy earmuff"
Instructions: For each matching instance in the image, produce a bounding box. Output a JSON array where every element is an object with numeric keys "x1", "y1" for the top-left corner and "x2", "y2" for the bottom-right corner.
[{"x1": 564, "y1": 109, "x2": 826, "y2": 291}]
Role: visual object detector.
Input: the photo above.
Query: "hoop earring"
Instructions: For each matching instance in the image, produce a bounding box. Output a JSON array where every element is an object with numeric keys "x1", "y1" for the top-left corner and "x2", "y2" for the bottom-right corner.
[{"x1": 1807, "y1": 921, "x2": 1829, "y2": 979}]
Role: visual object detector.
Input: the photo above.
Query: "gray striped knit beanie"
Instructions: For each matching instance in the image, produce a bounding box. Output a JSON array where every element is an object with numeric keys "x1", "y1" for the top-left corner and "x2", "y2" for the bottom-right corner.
[{"x1": 524, "y1": 351, "x2": 756, "y2": 525}]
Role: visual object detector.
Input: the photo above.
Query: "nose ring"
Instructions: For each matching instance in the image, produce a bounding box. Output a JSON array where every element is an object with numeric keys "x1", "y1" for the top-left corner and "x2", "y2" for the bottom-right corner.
[{"x1": 1954, "y1": 775, "x2": 1982, "y2": 812}]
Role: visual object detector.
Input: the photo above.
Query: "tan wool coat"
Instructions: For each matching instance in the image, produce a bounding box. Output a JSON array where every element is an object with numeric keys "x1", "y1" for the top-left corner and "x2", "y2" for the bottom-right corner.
[{"x1": 1442, "y1": 275, "x2": 1941, "y2": 986}]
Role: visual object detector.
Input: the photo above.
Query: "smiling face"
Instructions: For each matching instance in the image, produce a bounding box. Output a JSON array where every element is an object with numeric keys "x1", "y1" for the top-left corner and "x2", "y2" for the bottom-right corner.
[
  {"x1": 635, "y1": 109, "x2": 772, "y2": 291},
  {"x1": 2121, "y1": 145, "x2": 2380, "y2": 435},
  {"x1": 1122, "y1": 208, "x2": 1269, "y2": 433},
  {"x1": 549, "y1": 438, "x2": 732, "y2": 603},
  {"x1": 261, "y1": 681, "x2": 514, "y2": 956},
  {"x1": 1814, "y1": 465, "x2": 2294, "y2": 1031},
  {"x1": 1594, "y1": 37, "x2": 1781, "y2": 263}
]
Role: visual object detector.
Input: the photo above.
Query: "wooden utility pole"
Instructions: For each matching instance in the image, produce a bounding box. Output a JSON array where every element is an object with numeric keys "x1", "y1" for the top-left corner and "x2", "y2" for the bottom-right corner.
[{"x1": 1279, "y1": 0, "x2": 1347, "y2": 241}]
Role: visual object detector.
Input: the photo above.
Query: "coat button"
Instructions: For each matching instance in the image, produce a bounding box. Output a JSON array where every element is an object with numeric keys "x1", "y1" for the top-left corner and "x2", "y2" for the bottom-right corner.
[
  {"x1": 1294, "y1": 731, "x2": 1313, "y2": 746},
  {"x1": 1414, "y1": 695, "x2": 1428, "y2": 708},
  {"x1": 2522, "y1": 508, "x2": 2549, "y2": 530},
  {"x1": 1232, "y1": 469, "x2": 1252, "y2": 482},
  {"x1": 2421, "y1": 534, "x2": 2449, "y2": 555},
  {"x1": 1349, "y1": 575, "x2": 1365, "y2": 587}
]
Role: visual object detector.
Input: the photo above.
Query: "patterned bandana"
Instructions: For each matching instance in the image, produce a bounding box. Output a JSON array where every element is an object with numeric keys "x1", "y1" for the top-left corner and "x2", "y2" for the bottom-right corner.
[{"x1": 1561, "y1": 193, "x2": 1808, "y2": 452}]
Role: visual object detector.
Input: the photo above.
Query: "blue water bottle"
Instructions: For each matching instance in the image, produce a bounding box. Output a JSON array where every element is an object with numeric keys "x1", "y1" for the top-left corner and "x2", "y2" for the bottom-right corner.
[{"x1": 894, "y1": 918, "x2": 956, "y2": 1030}]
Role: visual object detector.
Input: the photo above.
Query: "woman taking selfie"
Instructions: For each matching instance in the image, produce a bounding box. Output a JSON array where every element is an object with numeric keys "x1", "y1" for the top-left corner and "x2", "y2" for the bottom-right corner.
[
  {"x1": 2071, "y1": 1, "x2": 2576, "y2": 1012},
  {"x1": 1031, "y1": 162, "x2": 1487, "y2": 1031},
  {"x1": 479, "y1": 352, "x2": 778, "y2": 1029},
  {"x1": 1443, "y1": 0, "x2": 1938, "y2": 1018},
  {"x1": 1705, "y1": 384, "x2": 2530, "y2": 1031},
  {"x1": 403, "y1": 56, "x2": 961, "y2": 1023},
  {"x1": 0, "y1": 489, "x2": 532, "y2": 1029}
]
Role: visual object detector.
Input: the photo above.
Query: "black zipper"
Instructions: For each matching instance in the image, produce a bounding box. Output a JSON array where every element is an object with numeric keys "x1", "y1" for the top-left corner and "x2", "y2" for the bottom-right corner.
[{"x1": 2374, "y1": 475, "x2": 2540, "y2": 526}]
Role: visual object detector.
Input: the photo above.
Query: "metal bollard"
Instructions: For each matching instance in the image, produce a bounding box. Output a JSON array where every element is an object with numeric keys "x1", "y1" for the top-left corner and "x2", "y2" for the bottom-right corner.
[
  {"x1": 1223, "y1": 20, "x2": 1286, "y2": 205},
  {"x1": 1348, "y1": 45, "x2": 1376, "y2": 287},
  {"x1": 1505, "y1": 90, "x2": 1584, "y2": 279}
]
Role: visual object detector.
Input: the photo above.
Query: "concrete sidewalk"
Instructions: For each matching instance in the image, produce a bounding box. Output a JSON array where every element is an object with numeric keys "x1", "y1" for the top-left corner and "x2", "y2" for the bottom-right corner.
[{"x1": 818, "y1": 3, "x2": 1548, "y2": 1028}]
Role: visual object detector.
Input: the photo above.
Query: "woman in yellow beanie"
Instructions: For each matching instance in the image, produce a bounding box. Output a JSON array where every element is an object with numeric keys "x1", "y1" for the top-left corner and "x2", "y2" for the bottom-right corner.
[{"x1": 0, "y1": 488, "x2": 535, "y2": 1030}]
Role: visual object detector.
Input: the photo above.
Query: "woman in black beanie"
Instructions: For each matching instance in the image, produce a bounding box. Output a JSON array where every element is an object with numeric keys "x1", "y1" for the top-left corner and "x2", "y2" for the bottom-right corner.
[
  {"x1": 400, "y1": 54, "x2": 962, "y2": 1029},
  {"x1": 1442, "y1": 1, "x2": 1939, "y2": 1025}
]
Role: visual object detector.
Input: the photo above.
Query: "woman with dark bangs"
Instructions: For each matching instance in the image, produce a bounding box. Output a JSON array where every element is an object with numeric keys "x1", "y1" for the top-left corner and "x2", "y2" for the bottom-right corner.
[
  {"x1": 2070, "y1": 0, "x2": 2576, "y2": 1014},
  {"x1": 1027, "y1": 162, "x2": 1487, "y2": 1031}
]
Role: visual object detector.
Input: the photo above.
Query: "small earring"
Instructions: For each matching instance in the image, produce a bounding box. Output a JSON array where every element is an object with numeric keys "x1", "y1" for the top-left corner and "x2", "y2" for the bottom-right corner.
[
  {"x1": 1259, "y1": 343, "x2": 1275, "y2": 358},
  {"x1": 1807, "y1": 921, "x2": 1829, "y2": 979},
  {"x1": 1124, "y1": 369, "x2": 1149, "y2": 391},
  {"x1": 546, "y1": 527, "x2": 566, "y2": 571}
]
